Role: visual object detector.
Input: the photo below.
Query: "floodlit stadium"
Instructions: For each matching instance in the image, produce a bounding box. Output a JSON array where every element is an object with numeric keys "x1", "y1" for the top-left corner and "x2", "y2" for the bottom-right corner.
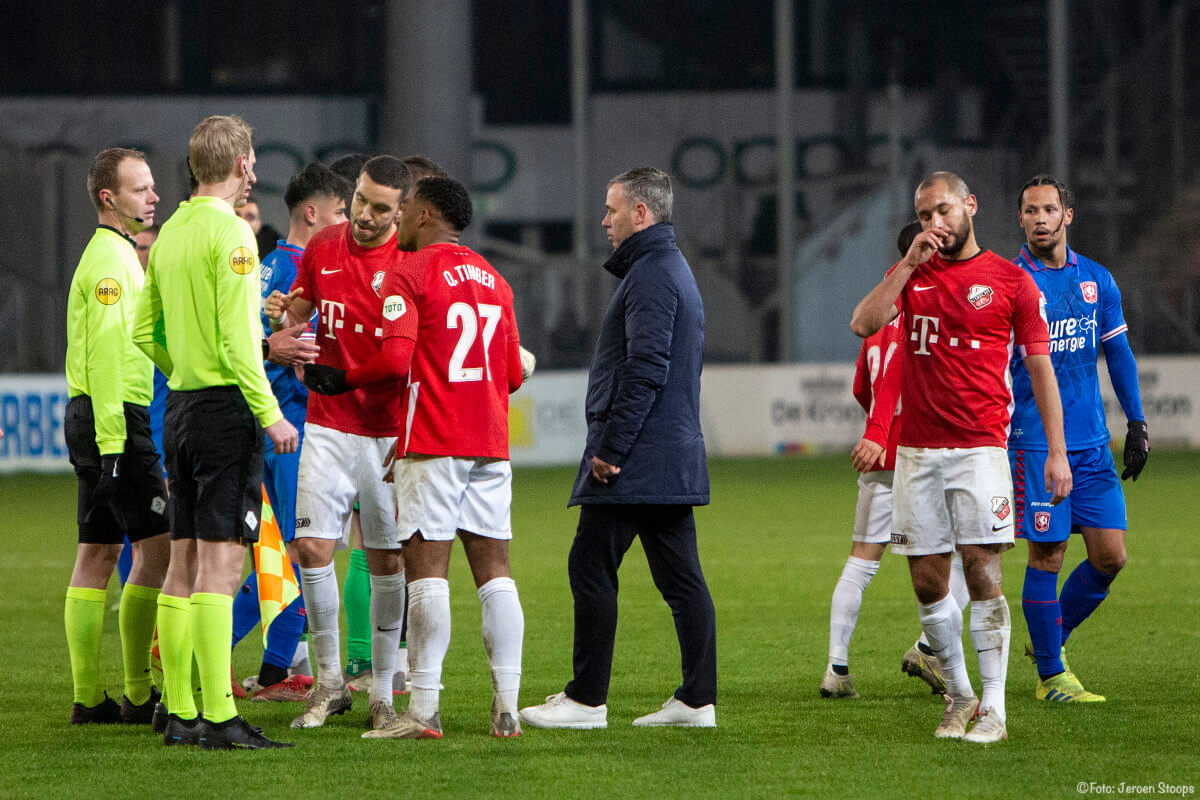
[{"x1": 1, "y1": 2, "x2": 1197, "y2": 797}]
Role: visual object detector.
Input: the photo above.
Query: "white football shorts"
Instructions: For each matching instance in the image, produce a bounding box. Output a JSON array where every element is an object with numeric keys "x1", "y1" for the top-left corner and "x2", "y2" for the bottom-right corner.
[
  {"x1": 890, "y1": 445, "x2": 1016, "y2": 556},
  {"x1": 294, "y1": 423, "x2": 399, "y2": 550},
  {"x1": 393, "y1": 455, "x2": 512, "y2": 542},
  {"x1": 852, "y1": 470, "x2": 894, "y2": 544}
]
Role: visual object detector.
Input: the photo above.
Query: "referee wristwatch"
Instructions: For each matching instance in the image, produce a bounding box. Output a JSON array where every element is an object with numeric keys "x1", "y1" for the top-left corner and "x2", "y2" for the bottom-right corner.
[{"x1": 261, "y1": 338, "x2": 270, "y2": 361}]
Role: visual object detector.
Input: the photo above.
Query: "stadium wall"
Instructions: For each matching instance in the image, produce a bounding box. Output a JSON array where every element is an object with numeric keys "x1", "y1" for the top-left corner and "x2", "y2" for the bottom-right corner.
[{"x1": 6, "y1": 357, "x2": 1199, "y2": 473}]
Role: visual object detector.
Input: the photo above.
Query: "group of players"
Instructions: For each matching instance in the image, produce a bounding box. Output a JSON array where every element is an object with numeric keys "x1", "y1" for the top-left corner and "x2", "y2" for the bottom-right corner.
[
  {"x1": 832, "y1": 171, "x2": 1148, "y2": 743},
  {"x1": 63, "y1": 115, "x2": 531, "y2": 749},
  {"x1": 61, "y1": 111, "x2": 1150, "y2": 750}
]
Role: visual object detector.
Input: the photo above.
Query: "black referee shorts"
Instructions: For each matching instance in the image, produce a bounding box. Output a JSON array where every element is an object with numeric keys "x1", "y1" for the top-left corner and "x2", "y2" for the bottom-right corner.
[
  {"x1": 164, "y1": 386, "x2": 264, "y2": 543},
  {"x1": 65, "y1": 395, "x2": 170, "y2": 545}
]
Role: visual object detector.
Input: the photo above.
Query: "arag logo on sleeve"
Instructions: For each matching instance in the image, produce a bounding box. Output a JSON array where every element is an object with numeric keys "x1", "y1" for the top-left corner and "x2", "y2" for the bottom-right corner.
[
  {"x1": 95, "y1": 278, "x2": 122, "y2": 305},
  {"x1": 229, "y1": 246, "x2": 256, "y2": 275}
]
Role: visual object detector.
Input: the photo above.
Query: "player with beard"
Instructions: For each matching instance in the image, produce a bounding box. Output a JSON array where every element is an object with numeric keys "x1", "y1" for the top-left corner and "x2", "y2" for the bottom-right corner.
[
  {"x1": 1009, "y1": 175, "x2": 1146, "y2": 703},
  {"x1": 304, "y1": 176, "x2": 526, "y2": 740},
  {"x1": 852, "y1": 171, "x2": 1072, "y2": 744},
  {"x1": 265, "y1": 156, "x2": 409, "y2": 733}
]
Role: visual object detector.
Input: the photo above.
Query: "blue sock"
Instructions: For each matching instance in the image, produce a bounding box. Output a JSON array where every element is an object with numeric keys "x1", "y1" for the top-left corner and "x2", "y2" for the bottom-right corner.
[
  {"x1": 117, "y1": 535, "x2": 133, "y2": 585},
  {"x1": 231, "y1": 571, "x2": 260, "y2": 647},
  {"x1": 1060, "y1": 559, "x2": 1115, "y2": 645},
  {"x1": 262, "y1": 564, "x2": 306, "y2": 669},
  {"x1": 1022, "y1": 565, "x2": 1064, "y2": 678}
]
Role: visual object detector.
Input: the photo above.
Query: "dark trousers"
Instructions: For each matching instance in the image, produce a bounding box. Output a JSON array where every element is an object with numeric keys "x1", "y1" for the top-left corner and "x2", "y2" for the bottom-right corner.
[{"x1": 564, "y1": 504, "x2": 717, "y2": 708}]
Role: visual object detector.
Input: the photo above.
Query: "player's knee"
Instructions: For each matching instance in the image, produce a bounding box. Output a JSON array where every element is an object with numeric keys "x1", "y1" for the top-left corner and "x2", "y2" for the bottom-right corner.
[{"x1": 1091, "y1": 548, "x2": 1126, "y2": 576}]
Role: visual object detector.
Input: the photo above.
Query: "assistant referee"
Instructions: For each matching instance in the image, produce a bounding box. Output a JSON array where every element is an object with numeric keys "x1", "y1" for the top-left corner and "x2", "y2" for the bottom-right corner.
[{"x1": 132, "y1": 115, "x2": 298, "y2": 750}]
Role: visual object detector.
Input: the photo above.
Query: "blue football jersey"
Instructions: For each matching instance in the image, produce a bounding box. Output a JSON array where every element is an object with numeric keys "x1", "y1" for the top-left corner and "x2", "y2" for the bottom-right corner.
[
  {"x1": 260, "y1": 241, "x2": 310, "y2": 430},
  {"x1": 1009, "y1": 245, "x2": 1128, "y2": 451}
]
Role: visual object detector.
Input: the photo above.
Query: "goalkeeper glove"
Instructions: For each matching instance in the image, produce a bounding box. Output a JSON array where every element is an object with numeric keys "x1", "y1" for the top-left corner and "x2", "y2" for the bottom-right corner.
[
  {"x1": 1121, "y1": 419, "x2": 1148, "y2": 481},
  {"x1": 303, "y1": 364, "x2": 352, "y2": 395}
]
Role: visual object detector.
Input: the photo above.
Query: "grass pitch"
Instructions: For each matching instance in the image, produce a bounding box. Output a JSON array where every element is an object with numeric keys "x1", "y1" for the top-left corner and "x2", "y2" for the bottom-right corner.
[{"x1": 2, "y1": 454, "x2": 1196, "y2": 799}]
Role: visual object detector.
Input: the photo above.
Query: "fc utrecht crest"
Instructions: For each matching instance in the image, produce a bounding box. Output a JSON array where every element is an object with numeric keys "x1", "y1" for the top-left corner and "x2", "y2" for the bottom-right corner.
[
  {"x1": 372, "y1": 270, "x2": 385, "y2": 296},
  {"x1": 991, "y1": 496, "x2": 1011, "y2": 521},
  {"x1": 1034, "y1": 511, "x2": 1051, "y2": 532},
  {"x1": 1080, "y1": 281, "x2": 1098, "y2": 303},
  {"x1": 968, "y1": 284, "x2": 993, "y2": 309}
]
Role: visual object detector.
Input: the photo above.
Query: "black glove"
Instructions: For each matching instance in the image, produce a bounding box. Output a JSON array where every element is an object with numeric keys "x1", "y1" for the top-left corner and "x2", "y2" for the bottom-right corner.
[
  {"x1": 1121, "y1": 420, "x2": 1149, "y2": 481},
  {"x1": 302, "y1": 364, "x2": 352, "y2": 395},
  {"x1": 94, "y1": 454, "x2": 121, "y2": 505}
]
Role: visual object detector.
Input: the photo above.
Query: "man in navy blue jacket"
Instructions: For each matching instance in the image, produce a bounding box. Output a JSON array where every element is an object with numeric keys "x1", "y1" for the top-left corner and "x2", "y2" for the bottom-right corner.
[{"x1": 520, "y1": 167, "x2": 716, "y2": 729}]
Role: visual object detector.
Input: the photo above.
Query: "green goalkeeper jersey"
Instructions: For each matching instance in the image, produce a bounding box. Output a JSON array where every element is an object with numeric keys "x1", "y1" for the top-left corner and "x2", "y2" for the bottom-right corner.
[
  {"x1": 65, "y1": 226, "x2": 155, "y2": 454},
  {"x1": 131, "y1": 195, "x2": 282, "y2": 428}
]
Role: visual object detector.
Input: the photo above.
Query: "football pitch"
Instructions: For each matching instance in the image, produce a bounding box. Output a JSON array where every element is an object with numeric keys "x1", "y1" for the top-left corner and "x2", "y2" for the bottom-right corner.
[{"x1": 3, "y1": 454, "x2": 1196, "y2": 799}]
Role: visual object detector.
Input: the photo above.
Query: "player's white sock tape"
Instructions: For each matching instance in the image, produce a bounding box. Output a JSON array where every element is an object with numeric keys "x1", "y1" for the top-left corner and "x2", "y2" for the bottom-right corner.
[
  {"x1": 300, "y1": 563, "x2": 342, "y2": 689},
  {"x1": 478, "y1": 577, "x2": 523, "y2": 714},
  {"x1": 970, "y1": 596, "x2": 1011, "y2": 722},
  {"x1": 368, "y1": 571, "x2": 406, "y2": 706},
  {"x1": 407, "y1": 577, "x2": 451, "y2": 719},
  {"x1": 919, "y1": 593, "x2": 975, "y2": 698},
  {"x1": 828, "y1": 557, "x2": 880, "y2": 666}
]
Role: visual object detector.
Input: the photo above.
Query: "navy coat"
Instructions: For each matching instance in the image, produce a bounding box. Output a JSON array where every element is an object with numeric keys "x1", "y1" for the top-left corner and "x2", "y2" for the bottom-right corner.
[{"x1": 569, "y1": 222, "x2": 709, "y2": 506}]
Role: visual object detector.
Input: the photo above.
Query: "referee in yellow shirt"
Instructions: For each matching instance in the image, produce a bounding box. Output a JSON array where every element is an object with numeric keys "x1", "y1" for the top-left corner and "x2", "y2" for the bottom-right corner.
[
  {"x1": 64, "y1": 148, "x2": 170, "y2": 726},
  {"x1": 132, "y1": 115, "x2": 298, "y2": 749}
]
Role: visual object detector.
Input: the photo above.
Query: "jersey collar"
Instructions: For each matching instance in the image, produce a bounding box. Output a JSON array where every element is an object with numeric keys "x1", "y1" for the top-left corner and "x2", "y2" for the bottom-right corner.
[
  {"x1": 97, "y1": 224, "x2": 136, "y2": 250},
  {"x1": 1019, "y1": 243, "x2": 1077, "y2": 272}
]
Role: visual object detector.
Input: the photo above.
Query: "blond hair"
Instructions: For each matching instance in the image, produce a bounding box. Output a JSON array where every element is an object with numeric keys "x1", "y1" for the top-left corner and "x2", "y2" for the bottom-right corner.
[{"x1": 188, "y1": 115, "x2": 253, "y2": 185}]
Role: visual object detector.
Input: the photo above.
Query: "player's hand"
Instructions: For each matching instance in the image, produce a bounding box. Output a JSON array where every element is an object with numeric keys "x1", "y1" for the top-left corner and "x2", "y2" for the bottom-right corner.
[
  {"x1": 382, "y1": 440, "x2": 397, "y2": 484},
  {"x1": 519, "y1": 345, "x2": 537, "y2": 382},
  {"x1": 591, "y1": 456, "x2": 621, "y2": 484},
  {"x1": 267, "y1": 322, "x2": 319, "y2": 366},
  {"x1": 265, "y1": 418, "x2": 299, "y2": 454},
  {"x1": 302, "y1": 364, "x2": 352, "y2": 395},
  {"x1": 850, "y1": 437, "x2": 885, "y2": 473},
  {"x1": 264, "y1": 287, "x2": 303, "y2": 321},
  {"x1": 903, "y1": 227, "x2": 946, "y2": 268},
  {"x1": 93, "y1": 454, "x2": 122, "y2": 505},
  {"x1": 1044, "y1": 451, "x2": 1072, "y2": 505},
  {"x1": 1122, "y1": 419, "x2": 1149, "y2": 481}
]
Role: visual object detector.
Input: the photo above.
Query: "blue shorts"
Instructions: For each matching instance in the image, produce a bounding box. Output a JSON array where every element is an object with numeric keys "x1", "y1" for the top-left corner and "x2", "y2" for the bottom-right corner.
[
  {"x1": 1011, "y1": 445, "x2": 1127, "y2": 542},
  {"x1": 264, "y1": 432, "x2": 303, "y2": 543}
]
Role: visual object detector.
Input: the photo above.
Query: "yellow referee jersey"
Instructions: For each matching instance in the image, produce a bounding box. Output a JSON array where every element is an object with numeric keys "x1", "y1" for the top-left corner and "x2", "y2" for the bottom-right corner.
[
  {"x1": 131, "y1": 196, "x2": 282, "y2": 428},
  {"x1": 65, "y1": 226, "x2": 155, "y2": 455}
]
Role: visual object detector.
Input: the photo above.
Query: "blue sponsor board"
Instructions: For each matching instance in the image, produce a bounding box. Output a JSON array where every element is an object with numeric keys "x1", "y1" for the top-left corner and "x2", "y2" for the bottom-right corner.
[{"x1": 0, "y1": 375, "x2": 71, "y2": 473}]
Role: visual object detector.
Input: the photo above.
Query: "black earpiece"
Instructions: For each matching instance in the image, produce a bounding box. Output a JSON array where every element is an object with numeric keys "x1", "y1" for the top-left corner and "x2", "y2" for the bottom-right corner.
[{"x1": 107, "y1": 196, "x2": 144, "y2": 224}]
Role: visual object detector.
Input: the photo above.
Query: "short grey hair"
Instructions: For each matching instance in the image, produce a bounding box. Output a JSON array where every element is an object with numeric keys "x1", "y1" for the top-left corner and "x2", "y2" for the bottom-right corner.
[
  {"x1": 609, "y1": 167, "x2": 673, "y2": 223},
  {"x1": 916, "y1": 171, "x2": 971, "y2": 200}
]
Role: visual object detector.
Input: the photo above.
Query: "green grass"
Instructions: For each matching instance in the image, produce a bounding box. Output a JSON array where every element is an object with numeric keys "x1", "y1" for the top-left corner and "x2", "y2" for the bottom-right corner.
[{"x1": 2, "y1": 454, "x2": 1197, "y2": 799}]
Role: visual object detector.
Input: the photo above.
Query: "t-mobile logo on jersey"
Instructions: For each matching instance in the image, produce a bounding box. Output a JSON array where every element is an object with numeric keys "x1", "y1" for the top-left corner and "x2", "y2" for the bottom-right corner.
[
  {"x1": 910, "y1": 315, "x2": 940, "y2": 355},
  {"x1": 320, "y1": 299, "x2": 346, "y2": 339}
]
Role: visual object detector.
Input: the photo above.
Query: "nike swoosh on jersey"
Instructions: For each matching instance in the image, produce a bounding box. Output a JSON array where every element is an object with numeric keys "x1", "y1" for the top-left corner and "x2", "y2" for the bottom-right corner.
[
  {"x1": 992, "y1": 523, "x2": 1011, "y2": 531},
  {"x1": 321, "y1": 267, "x2": 342, "y2": 274},
  {"x1": 913, "y1": 285, "x2": 936, "y2": 291}
]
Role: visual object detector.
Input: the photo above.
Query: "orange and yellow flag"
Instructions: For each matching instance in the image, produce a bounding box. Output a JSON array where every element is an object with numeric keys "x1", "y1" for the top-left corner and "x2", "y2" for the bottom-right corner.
[{"x1": 252, "y1": 485, "x2": 300, "y2": 644}]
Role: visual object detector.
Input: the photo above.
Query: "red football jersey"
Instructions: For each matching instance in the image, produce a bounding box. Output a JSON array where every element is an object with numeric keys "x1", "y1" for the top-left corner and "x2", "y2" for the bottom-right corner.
[
  {"x1": 291, "y1": 222, "x2": 405, "y2": 437},
  {"x1": 894, "y1": 249, "x2": 1049, "y2": 448},
  {"x1": 381, "y1": 242, "x2": 519, "y2": 459},
  {"x1": 852, "y1": 313, "x2": 904, "y2": 471}
]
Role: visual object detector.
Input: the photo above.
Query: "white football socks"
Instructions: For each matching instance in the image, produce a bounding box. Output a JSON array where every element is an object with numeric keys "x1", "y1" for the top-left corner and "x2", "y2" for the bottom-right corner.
[
  {"x1": 478, "y1": 577, "x2": 524, "y2": 715},
  {"x1": 407, "y1": 577, "x2": 451, "y2": 720},
  {"x1": 299, "y1": 563, "x2": 342, "y2": 689},
  {"x1": 949, "y1": 552, "x2": 971, "y2": 616},
  {"x1": 368, "y1": 570, "x2": 406, "y2": 706},
  {"x1": 970, "y1": 596, "x2": 1011, "y2": 722},
  {"x1": 828, "y1": 556, "x2": 879, "y2": 667},
  {"x1": 918, "y1": 593, "x2": 975, "y2": 699}
]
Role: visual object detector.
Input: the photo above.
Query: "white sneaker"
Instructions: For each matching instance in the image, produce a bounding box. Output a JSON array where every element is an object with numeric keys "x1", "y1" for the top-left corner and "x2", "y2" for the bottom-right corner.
[
  {"x1": 632, "y1": 697, "x2": 716, "y2": 728},
  {"x1": 934, "y1": 695, "x2": 980, "y2": 739},
  {"x1": 962, "y1": 707, "x2": 1008, "y2": 744},
  {"x1": 518, "y1": 692, "x2": 607, "y2": 730}
]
